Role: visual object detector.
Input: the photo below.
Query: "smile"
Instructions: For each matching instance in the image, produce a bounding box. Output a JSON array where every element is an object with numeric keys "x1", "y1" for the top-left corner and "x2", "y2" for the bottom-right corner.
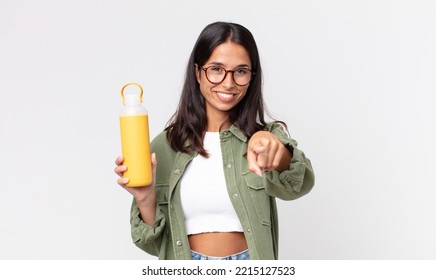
[{"x1": 216, "y1": 91, "x2": 237, "y2": 102}]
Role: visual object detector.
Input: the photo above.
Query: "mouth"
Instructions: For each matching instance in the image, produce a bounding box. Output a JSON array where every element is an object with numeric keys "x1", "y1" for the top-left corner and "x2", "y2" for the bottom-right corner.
[{"x1": 215, "y1": 91, "x2": 237, "y2": 102}]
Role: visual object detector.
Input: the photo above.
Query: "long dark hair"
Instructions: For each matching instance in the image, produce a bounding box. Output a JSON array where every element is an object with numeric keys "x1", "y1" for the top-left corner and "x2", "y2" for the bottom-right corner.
[{"x1": 166, "y1": 22, "x2": 268, "y2": 156}]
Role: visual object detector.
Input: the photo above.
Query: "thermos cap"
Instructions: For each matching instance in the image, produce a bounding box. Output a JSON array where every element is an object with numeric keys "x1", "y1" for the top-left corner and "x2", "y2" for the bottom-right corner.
[{"x1": 121, "y1": 83, "x2": 143, "y2": 106}]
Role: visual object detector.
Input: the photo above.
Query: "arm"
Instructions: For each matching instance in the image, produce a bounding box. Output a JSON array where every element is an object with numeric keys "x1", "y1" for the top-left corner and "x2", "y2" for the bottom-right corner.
[
  {"x1": 247, "y1": 123, "x2": 315, "y2": 200},
  {"x1": 115, "y1": 153, "x2": 166, "y2": 256},
  {"x1": 115, "y1": 154, "x2": 157, "y2": 226}
]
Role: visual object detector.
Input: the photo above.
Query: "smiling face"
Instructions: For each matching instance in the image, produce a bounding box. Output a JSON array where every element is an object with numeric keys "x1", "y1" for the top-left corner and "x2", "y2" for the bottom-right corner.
[{"x1": 196, "y1": 42, "x2": 252, "y2": 130}]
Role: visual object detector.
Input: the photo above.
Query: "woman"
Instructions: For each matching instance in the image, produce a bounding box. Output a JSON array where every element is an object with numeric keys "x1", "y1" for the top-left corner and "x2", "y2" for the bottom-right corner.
[{"x1": 115, "y1": 21, "x2": 315, "y2": 260}]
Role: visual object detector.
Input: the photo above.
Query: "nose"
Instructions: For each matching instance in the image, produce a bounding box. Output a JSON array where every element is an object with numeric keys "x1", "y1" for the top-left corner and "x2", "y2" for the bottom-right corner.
[{"x1": 221, "y1": 70, "x2": 236, "y2": 88}]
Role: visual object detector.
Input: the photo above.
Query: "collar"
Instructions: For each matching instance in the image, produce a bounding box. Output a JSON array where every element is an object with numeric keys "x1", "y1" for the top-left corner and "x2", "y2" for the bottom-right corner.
[
  {"x1": 180, "y1": 124, "x2": 248, "y2": 148},
  {"x1": 223, "y1": 125, "x2": 248, "y2": 143}
]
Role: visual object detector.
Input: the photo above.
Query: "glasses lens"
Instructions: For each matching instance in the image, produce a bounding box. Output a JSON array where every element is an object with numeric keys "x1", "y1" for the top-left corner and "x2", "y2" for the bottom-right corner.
[
  {"x1": 206, "y1": 66, "x2": 225, "y2": 84},
  {"x1": 233, "y1": 68, "x2": 251, "y2": 86}
]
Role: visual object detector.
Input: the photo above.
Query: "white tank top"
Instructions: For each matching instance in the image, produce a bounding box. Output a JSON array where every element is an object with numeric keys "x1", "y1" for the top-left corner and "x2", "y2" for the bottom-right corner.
[{"x1": 180, "y1": 132, "x2": 244, "y2": 235}]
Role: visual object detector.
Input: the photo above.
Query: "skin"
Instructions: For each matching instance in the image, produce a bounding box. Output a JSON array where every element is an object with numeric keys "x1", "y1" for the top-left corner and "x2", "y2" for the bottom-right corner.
[
  {"x1": 114, "y1": 41, "x2": 292, "y2": 257},
  {"x1": 195, "y1": 42, "x2": 250, "y2": 132}
]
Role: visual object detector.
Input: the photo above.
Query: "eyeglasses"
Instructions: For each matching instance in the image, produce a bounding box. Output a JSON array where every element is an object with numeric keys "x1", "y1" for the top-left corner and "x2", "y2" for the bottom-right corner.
[{"x1": 200, "y1": 65, "x2": 254, "y2": 86}]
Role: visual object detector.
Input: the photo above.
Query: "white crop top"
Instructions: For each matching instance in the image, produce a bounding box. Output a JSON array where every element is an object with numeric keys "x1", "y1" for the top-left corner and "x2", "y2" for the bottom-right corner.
[{"x1": 180, "y1": 132, "x2": 244, "y2": 235}]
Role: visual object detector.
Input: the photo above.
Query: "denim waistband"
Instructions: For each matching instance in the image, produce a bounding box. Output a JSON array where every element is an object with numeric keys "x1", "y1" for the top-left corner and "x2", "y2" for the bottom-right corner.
[{"x1": 191, "y1": 249, "x2": 250, "y2": 260}]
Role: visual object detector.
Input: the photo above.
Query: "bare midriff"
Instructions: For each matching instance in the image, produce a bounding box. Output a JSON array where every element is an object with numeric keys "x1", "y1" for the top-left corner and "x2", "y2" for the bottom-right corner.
[{"x1": 188, "y1": 232, "x2": 248, "y2": 256}]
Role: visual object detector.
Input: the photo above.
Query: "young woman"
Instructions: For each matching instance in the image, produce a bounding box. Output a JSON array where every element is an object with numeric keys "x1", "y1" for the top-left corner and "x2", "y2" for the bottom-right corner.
[{"x1": 114, "y1": 22, "x2": 315, "y2": 260}]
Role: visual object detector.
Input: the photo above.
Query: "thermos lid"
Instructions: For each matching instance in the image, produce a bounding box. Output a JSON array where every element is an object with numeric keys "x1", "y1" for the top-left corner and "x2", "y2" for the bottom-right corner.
[{"x1": 121, "y1": 83, "x2": 143, "y2": 106}]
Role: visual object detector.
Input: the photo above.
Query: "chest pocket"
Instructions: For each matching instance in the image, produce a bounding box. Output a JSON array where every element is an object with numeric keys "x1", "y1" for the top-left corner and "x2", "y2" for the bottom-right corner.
[{"x1": 243, "y1": 172, "x2": 272, "y2": 227}]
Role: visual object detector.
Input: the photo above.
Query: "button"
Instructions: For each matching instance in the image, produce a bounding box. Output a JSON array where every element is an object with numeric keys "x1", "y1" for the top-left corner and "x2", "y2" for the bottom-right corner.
[
  {"x1": 176, "y1": 240, "x2": 182, "y2": 246},
  {"x1": 174, "y1": 169, "x2": 180, "y2": 175},
  {"x1": 233, "y1": 193, "x2": 238, "y2": 199},
  {"x1": 226, "y1": 163, "x2": 232, "y2": 168},
  {"x1": 247, "y1": 228, "x2": 251, "y2": 233},
  {"x1": 170, "y1": 204, "x2": 174, "y2": 209}
]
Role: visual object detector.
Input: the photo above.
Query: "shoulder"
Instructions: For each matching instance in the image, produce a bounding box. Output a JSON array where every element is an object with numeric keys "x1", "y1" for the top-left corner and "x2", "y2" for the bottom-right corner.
[
  {"x1": 151, "y1": 130, "x2": 172, "y2": 154},
  {"x1": 265, "y1": 121, "x2": 298, "y2": 148},
  {"x1": 151, "y1": 130, "x2": 168, "y2": 144},
  {"x1": 266, "y1": 122, "x2": 289, "y2": 137}
]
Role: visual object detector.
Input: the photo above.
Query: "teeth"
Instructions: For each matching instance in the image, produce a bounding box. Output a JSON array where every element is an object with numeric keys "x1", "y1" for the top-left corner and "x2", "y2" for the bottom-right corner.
[{"x1": 218, "y1": 92, "x2": 233, "y2": 98}]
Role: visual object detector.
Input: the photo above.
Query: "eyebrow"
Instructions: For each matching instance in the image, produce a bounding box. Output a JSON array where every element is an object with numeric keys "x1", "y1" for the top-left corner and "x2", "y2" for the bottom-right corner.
[{"x1": 208, "y1": 62, "x2": 251, "y2": 69}]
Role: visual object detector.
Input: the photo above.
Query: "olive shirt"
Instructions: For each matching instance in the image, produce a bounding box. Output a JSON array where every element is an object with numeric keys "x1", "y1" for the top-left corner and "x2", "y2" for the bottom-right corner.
[{"x1": 130, "y1": 123, "x2": 315, "y2": 260}]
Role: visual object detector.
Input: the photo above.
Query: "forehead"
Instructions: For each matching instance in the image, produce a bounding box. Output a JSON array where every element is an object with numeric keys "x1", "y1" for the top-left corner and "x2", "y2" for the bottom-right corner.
[{"x1": 205, "y1": 42, "x2": 251, "y2": 67}]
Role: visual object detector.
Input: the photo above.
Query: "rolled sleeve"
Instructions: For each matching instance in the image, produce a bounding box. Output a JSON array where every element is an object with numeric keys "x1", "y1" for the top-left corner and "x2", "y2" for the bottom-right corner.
[{"x1": 130, "y1": 200, "x2": 166, "y2": 256}]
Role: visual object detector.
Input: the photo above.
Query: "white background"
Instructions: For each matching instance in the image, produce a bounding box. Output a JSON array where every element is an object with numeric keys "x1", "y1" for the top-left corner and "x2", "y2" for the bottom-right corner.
[{"x1": 1, "y1": 0, "x2": 435, "y2": 259}]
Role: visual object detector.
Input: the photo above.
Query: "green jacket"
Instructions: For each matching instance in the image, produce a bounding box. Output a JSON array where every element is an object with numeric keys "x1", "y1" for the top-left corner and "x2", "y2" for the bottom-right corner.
[{"x1": 130, "y1": 123, "x2": 315, "y2": 259}]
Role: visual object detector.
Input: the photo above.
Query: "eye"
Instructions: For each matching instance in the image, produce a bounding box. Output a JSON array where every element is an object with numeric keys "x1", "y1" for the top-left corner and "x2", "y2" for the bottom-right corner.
[
  {"x1": 235, "y1": 68, "x2": 249, "y2": 75},
  {"x1": 210, "y1": 66, "x2": 223, "y2": 73}
]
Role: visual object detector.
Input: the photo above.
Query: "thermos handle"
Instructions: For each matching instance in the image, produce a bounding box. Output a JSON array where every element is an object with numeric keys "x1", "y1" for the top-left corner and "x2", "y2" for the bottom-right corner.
[{"x1": 120, "y1": 82, "x2": 143, "y2": 105}]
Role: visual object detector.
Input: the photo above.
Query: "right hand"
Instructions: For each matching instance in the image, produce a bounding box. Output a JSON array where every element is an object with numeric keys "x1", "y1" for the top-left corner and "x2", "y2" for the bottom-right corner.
[{"x1": 114, "y1": 153, "x2": 157, "y2": 203}]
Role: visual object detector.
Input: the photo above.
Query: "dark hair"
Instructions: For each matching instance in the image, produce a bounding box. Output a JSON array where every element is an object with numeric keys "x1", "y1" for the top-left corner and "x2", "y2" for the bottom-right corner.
[{"x1": 166, "y1": 21, "x2": 268, "y2": 156}]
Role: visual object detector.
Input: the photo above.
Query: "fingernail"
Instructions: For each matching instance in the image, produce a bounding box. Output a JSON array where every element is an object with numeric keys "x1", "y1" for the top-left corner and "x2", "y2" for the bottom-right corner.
[{"x1": 122, "y1": 178, "x2": 129, "y2": 184}]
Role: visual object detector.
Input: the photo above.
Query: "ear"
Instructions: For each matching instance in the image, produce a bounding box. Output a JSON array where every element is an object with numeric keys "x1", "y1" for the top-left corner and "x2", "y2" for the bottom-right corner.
[{"x1": 194, "y1": 64, "x2": 201, "y2": 84}]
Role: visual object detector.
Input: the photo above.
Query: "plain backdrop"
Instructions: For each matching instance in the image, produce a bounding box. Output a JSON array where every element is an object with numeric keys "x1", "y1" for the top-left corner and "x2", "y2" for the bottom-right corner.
[{"x1": 1, "y1": 0, "x2": 435, "y2": 259}]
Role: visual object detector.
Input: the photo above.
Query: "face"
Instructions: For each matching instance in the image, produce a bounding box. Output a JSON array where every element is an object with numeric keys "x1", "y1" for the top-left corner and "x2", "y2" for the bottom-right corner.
[{"x1": 196, "y1": 42, "x2": 252, "y2": 123}]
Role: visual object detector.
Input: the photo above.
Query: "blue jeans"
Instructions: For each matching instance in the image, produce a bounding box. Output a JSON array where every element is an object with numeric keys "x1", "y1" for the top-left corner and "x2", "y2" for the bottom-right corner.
[{"x1": 191, "y1": 249, "x2": 250, "y2": 260}]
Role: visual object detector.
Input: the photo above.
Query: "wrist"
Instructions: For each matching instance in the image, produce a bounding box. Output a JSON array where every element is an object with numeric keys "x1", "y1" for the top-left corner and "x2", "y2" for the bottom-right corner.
[{"x1": 134, "y1": 188, "x2": 156, "y2": 205}]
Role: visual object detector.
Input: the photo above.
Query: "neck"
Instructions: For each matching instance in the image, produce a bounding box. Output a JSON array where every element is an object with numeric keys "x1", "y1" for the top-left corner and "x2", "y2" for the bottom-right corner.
[
  {"x1": 205, "y1": 108, "x2": 231, "y2": 132},
  {"x1": 207, "y1": 117, "x2": 231, "y2": 132}
]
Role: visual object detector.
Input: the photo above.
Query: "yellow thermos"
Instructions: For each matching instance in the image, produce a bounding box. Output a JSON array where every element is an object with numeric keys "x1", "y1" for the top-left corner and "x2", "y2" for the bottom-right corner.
[{"x1": 119, "y1": 83, "x2": 152, "y2": 187}]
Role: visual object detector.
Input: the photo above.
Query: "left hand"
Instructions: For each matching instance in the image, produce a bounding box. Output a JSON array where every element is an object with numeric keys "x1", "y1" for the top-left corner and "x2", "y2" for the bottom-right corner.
[{"x1": 247, "y1": 131, "x2": 291, "y2": 176}]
